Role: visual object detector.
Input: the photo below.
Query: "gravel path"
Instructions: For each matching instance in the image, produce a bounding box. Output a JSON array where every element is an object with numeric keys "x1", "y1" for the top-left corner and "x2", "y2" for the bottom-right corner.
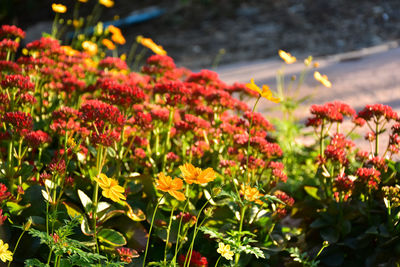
[{"x1": 216, "y1": 43, "x2": 400, "y2": 151}]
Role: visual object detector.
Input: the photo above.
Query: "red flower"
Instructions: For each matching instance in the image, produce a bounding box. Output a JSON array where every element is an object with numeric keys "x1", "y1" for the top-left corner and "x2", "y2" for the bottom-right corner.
[
  {"x1": 98, "y1": 57, "x2": 128, "y2": 71},
  {"x1": 178, "y1": 251, "x2": 208, "y2": 267},
  {"x1": 25, "y1": 130, "x2": 52, "y2": 147},
  {"x1": 358, "y1": 104, "x2": 398, "y2": 122},
  {"x1": 79, "y1": 100, "x2": 126, "y2": 128},
  {"x1": 116, "y1": 247, "x2": 138, "y2": 263},
  {"x1": 3, "y1": 111, "x2": 33, "y2": 136},
  {"x1": 0, "y1": 39, "x2": 19, "y2": 53},
  {"x1": 1, "y1": 74, "x2": 34, "y2": 92},
  {"x1": 355, "y1": 167, "x2": 381, "y2": 190},
  {"x1": 0, "y1": 184, "x2": 10, "y2": 202},
  {"x1": 0, "y1": 25, "x2": 25, "y2": 39}
]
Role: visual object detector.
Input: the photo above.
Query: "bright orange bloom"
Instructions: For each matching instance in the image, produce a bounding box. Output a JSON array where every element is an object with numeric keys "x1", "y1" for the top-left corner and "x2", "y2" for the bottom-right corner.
[
  {"x1": 61, "y1": 46, "x2": 78, "y2": 56},
  {"x1": 136, "y1": 35, "x2": 167, "y2": 56},
  {"x1": 95, "y1": 174, "x2": 126, "y2": 202},
  {"x1": 245, "y1": 79, "x2": 280, "y2": 103},
  {"x1": 179, "y1": 163, "x2": 216, "y2": 185},
  {"x1": 240, "y1": 184, "x2": 264, "y2": 205},
  {"x1": 102, "y1": 38, "x2": 116, "y2": 50},
  {"x1": 52, "y1": 3, "x2": 67, "y2": 13},
  {"x1": 107, "y1": 25, "x2": 126, "y2": 45},
  {"x1": 156, "y1": 173, "x2": 186, "y2": 201},
  {"x1": 99, "y1": 0, "x2": 114, "y2": 8},
  {"x1": 278, "y1": 50, "x2": 296, "y2": 64},
  {"x1": 314, "y1": 71, "x2": 332, "y2": 88},
  {"x1": 82, "y1": 41, "x2": 98, "y2": 56}
]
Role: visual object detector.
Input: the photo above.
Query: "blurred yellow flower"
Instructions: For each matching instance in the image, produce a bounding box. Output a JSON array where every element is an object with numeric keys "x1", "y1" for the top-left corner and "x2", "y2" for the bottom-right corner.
[
  {"x1": 107, "y1": 25, "x2": 126, "y2": 45},
  {"x1": 314, "y1": 71, "x2": 332, "y2": 88},
  {"x1": 304, "y1": 56, "x2": 313, "y2": 66},
  {"x1": 156, "y1": 173, "x2": 186, "y2": 201},
  {"x1": 240, "y1": 184, "x2": 264, "y2": 205},
  {"x1": 102, "y1": 38, "x2": 116, "y2": 50},
  {"x1": 245, "y1": 79, "x2": 280, "y2": 103},
  {"x1": 99, "y1": 0, "x2": 114, "y2": 8},
  {"x1": 137, "y1": 35, "x2": 167, "y2": 56},
  {"x1": 61, "y1": 46, "x2": 78, "y2": 56},
  {"x1": 82, "y1": 41, "x2": 98, "y2": 56},
  {"x1": 0, "y1": 240, "x2": 12, "y2": 263},
  {"x1": 52, "y1": 3, "x2": 67, "y2": 13},
  {"x1": 278, "y1": 50, "x2": 296, "y2": 64},
  {"x1": 78, "y1": 0, "x2": 88, "y2": 2},
  {"x1": 95, "y1": 174, "x2": 126, "y2": 202},
  {"x1": 179, "y1": 163, "x2": 216, "y2": 185},
  {"x1": 217, "y1": 243, "x2": 234, "y2": 260}
]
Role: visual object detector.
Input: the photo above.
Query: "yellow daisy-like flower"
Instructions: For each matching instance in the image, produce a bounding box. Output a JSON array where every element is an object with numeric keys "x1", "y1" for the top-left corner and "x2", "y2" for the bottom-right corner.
[
  {"x1": 136, "y1": 35, "x2": 167, "y2": 56},
  {"x1": 155, "y1": 173, "x2": 186, "y2": 201},
  {"x1": 245, "y1": 79, "x2": 280, "y2": 103},
  {"x1": 240, "y1": 184, "x2": 264, "y2": 205},
  {"x1": 99, "y1": 0, "x2": 114, "y2": 8},
  {"x1": 278, "y1": 50, "x2": 296, "y2": 64},
  {"x1": 95, "y1": 174, "x2": 126, "y2": 202},
  {"x1": 0, "y1": 240, "x2": 12, "y2": 263},
  {"x1": 217, "y1": 242, "x2": 234, "y2": 261},
  {"x1": 52, "y1": 3, "x2": 67, "y2": 13},
  {"x1": 314, "y1": 71, "x2": 332, "y2": 88},
  {"x1": 179, "y1": 163, "x2": 216, "y2": 185},
  {"x1": 102, "y1": 39, "x2": 116, "y2": 50},
  {"x1": 82, "y1": 41, "x2": 98, "y2": 56}
]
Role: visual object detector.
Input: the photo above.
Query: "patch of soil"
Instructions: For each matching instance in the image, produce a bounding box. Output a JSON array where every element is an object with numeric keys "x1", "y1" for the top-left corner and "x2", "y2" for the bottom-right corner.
[{"x1": 3, "y1": 0, "x2": 400, "y2": 69}]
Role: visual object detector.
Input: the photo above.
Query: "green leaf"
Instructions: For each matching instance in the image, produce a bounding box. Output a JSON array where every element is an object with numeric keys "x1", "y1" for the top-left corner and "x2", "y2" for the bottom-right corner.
[
  {"x1": 320, "y1": 227, "x2": 340, "y2": 243},
  {"x1": 238, "y1": 244, "x2": 265, "y2": 259},
  {"x1": 78, "y1": 189, "x2": 93, "y2": 213},
  {"x1": 63, "y1": 202, "x2": 83, "y2": 220},
  {"x1": 304, "y1": 186, "x2": 321, "y2": 200},
  {"x1": 98, "y1": 229, "x2": 127, "y2": 246},
  {"x1": 6, "y1": 202, "x2": 31, "y2": 216}
]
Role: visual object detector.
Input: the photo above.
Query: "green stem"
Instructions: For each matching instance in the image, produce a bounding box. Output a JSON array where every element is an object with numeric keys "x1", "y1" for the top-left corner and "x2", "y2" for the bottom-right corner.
[
  {"x1": 375, "y1": 121, "x2": 379, "y2": 156},
  {"x1": 164, "y1": 205, "x2": 176, "y2": 264},
  {"x1": 184, "y1": 199, "x2": 211, "y2": 267},
  {"x1": 234, "y1": 205, "x2": 247, "y2": 266},
  {"x1": 7, "y1": 229, "x2": 26, "y2": 267},
  {"x1": 245, "y1": 96, "x2": 261, "y2": 183},
  {"x1": 214, "y1": 256, "x2": 222, "y2": 267},
  {"x1": 162, "y1": 107, "x2": 175, "y2": 172},
  {"x1": 143, "y1": 194, "x2": 165, "y2": 267},
  {"x1": 172, "y1": 198, "x2": 189, "y2": 266}
]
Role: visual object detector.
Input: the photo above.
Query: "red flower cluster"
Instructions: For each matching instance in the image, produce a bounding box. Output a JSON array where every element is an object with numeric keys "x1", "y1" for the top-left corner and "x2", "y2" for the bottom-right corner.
[
  {"x1": 307, "y1": 101, "x2": 355, "y2": 125},
  {"x1": 0, "y1": 25, "x2": 25, "y2": 39},
  {"x1": 3, "y1": 111, "x2": 33, "y2": 136},
  {"x1": 79, "y1": 100, "x2": 126, "y2": 128},
  {"x1": 324, "y1": 133, "x2": 354, "y2": 165},
  {"x1": 116, "y1": 247, "x2": 138, "y2": 264},
  {"x1": 357, "y1": 104, "x2": 398, "y2": 122},
  {"x1": 178, "y1": 251, "x2": 208, "y2": 267},
  {"x1": 355, "y1": 167, "x2": 381, "y2": 190},
  {"x1": 1, "y1": 74, "x2": 34, "y2": 91},
  {"x1": 25, "y1": 130, "x2": 52, "y2": 147}
]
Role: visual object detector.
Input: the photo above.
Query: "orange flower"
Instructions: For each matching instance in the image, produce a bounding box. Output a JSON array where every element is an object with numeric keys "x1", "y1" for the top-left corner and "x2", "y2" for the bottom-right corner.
[
  {"x1": 52, "y1": 3, "x2": 67, "y2": 13},
  {"x1": 245, "y1": 79, "x2": 280, "y2": 103},
  {"x1": 102, "y1": 38, "x2": 116, "y2": 50},
  {"x1": 61, "y1": 46, "x2": 78, "y2": 56},
  {"x1": 136, "y1": 35, "x2": 167, "y2": 56},
  {"x1": 179, "y1": 163, "x2": 216, "y2": 185},
  {"x1": 107, "y1": 25, "x2": 126, "y2": 45},
  {"x1": 95, "y1": 174, "x2": 126, "y2": 202},
  {"x1": 156, "y1": 173, "x2": 186, "y2": 201},
  {"x1": 278, "y1": 50, "x2": 296, "y2": 64},
  {"x1": 314, "y1": 71, "x2": 332, "y2": 88},
  {"x1": 240, "y1": 184, "x2": 264, "y2": 205},
  {"x1": 99, "y1": 0, "x2": 114, "y2": 8}
]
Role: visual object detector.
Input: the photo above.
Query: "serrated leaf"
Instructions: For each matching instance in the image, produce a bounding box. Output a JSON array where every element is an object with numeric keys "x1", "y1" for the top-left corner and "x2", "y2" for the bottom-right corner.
[
  {"x1": 199, "y1": 226, "x2": 225, "y2": 239},
  {"x1": 238, "y1": 244, "x2": 265, "y2": 259},
  {"x1": 98, "y1": 229, "x2": 126, "y2": 246}
]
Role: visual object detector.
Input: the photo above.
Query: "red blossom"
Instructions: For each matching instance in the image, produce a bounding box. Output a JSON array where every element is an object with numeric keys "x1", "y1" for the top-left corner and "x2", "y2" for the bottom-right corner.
[
  {"x1": 178, "y1": 251, "x2": 208, "y2": 267},
  {"x1": 79, "y1": 100, "x2": 126, "y2": 128},
  {"x1": 0, "y1": 25, "x2": 25, "y2": 39},
  {"x1": 357, "y1": 104, "x2": 398, "y2": 122},
  {"x1": 1, "y1": 74, "x2": 34, "y2": 91},
  {"x1": 116, "y1": 247, "x2": 138, "y2": 263},
  {"x1": 0, "y1": 39, "x2": 19, "y2": 52},
  {"x1": 25, "y1": 130, "x2": 52, "y2": 147},
  {"x1": 0, "y1": 184, "x2": 10, "y2": 202},
  {"x1": 355, "y1": 167, "x2": 381, "y2": 190},
  {"x1": 3, "y1": 111, "x2": 33, "y2": 135},
  {"x1": 99, "y1": 57, "x2": 128, "y2": 70}
]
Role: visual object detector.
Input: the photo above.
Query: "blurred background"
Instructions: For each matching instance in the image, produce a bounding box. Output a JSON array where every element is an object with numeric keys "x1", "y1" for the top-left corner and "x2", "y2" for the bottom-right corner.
[{"x1": 1, "y1": 0, "x2": 400, "y2": 69}]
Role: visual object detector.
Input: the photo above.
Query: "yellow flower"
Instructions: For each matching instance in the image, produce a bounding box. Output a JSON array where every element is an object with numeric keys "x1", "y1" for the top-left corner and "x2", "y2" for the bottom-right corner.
[
  {"x1": 61, "y1": 46, "x2": 78, "y2": 56},
  {"x1": 278, "y1": 50, "x2": 296, "y2": 64},
  {"x1": 179, "y1": 163, "x2": 216, "y2": 185},
  {"x1": 82, "y1": 41, "x2": 98, "y2": 56},
  {"x1": 99, "y1": 0, "x2": 114, "y2": 8},
  {"x1": 314, "y1": 71, "x2": 332, "y2": 88},
  {"x1": 94, "y1": 174, "x2": 126, "y2": 202},
  {"x1": 102, "y1": 39, "x2": 116, "y2": 50},
  {"x1": 217, "y1": 242, "x2": 234, "y2": 260},
  {"x1": 155, "y1": 173, "x2": 186, "y2": 201},
  {"x1": 107, "y1": 25, "x2": 126, "y2": 45},
  {"x1": 78, "y1": 0, "x2": 88, "y2": 2},
  {"x1": 0, "y1": 240, "x2": 12, "y2": 263},
  {"x1": 240, "y1": 184, "x2": 264, "y2": 205},
  {"x1": 245, "y1": 79, "x2": 280, "y2": 103},
  {"x1": 137, "y1": 35, "x2": 167, "y2": 56},
  {"x1": 52, "y1": 3, "x2": 67, "y2": 13}
]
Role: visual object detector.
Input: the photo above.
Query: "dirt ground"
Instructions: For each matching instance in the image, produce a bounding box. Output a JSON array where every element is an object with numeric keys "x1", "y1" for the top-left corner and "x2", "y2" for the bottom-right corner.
[{"x1": 3, "y1": 0, "x2": 400, "y2": 69}]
